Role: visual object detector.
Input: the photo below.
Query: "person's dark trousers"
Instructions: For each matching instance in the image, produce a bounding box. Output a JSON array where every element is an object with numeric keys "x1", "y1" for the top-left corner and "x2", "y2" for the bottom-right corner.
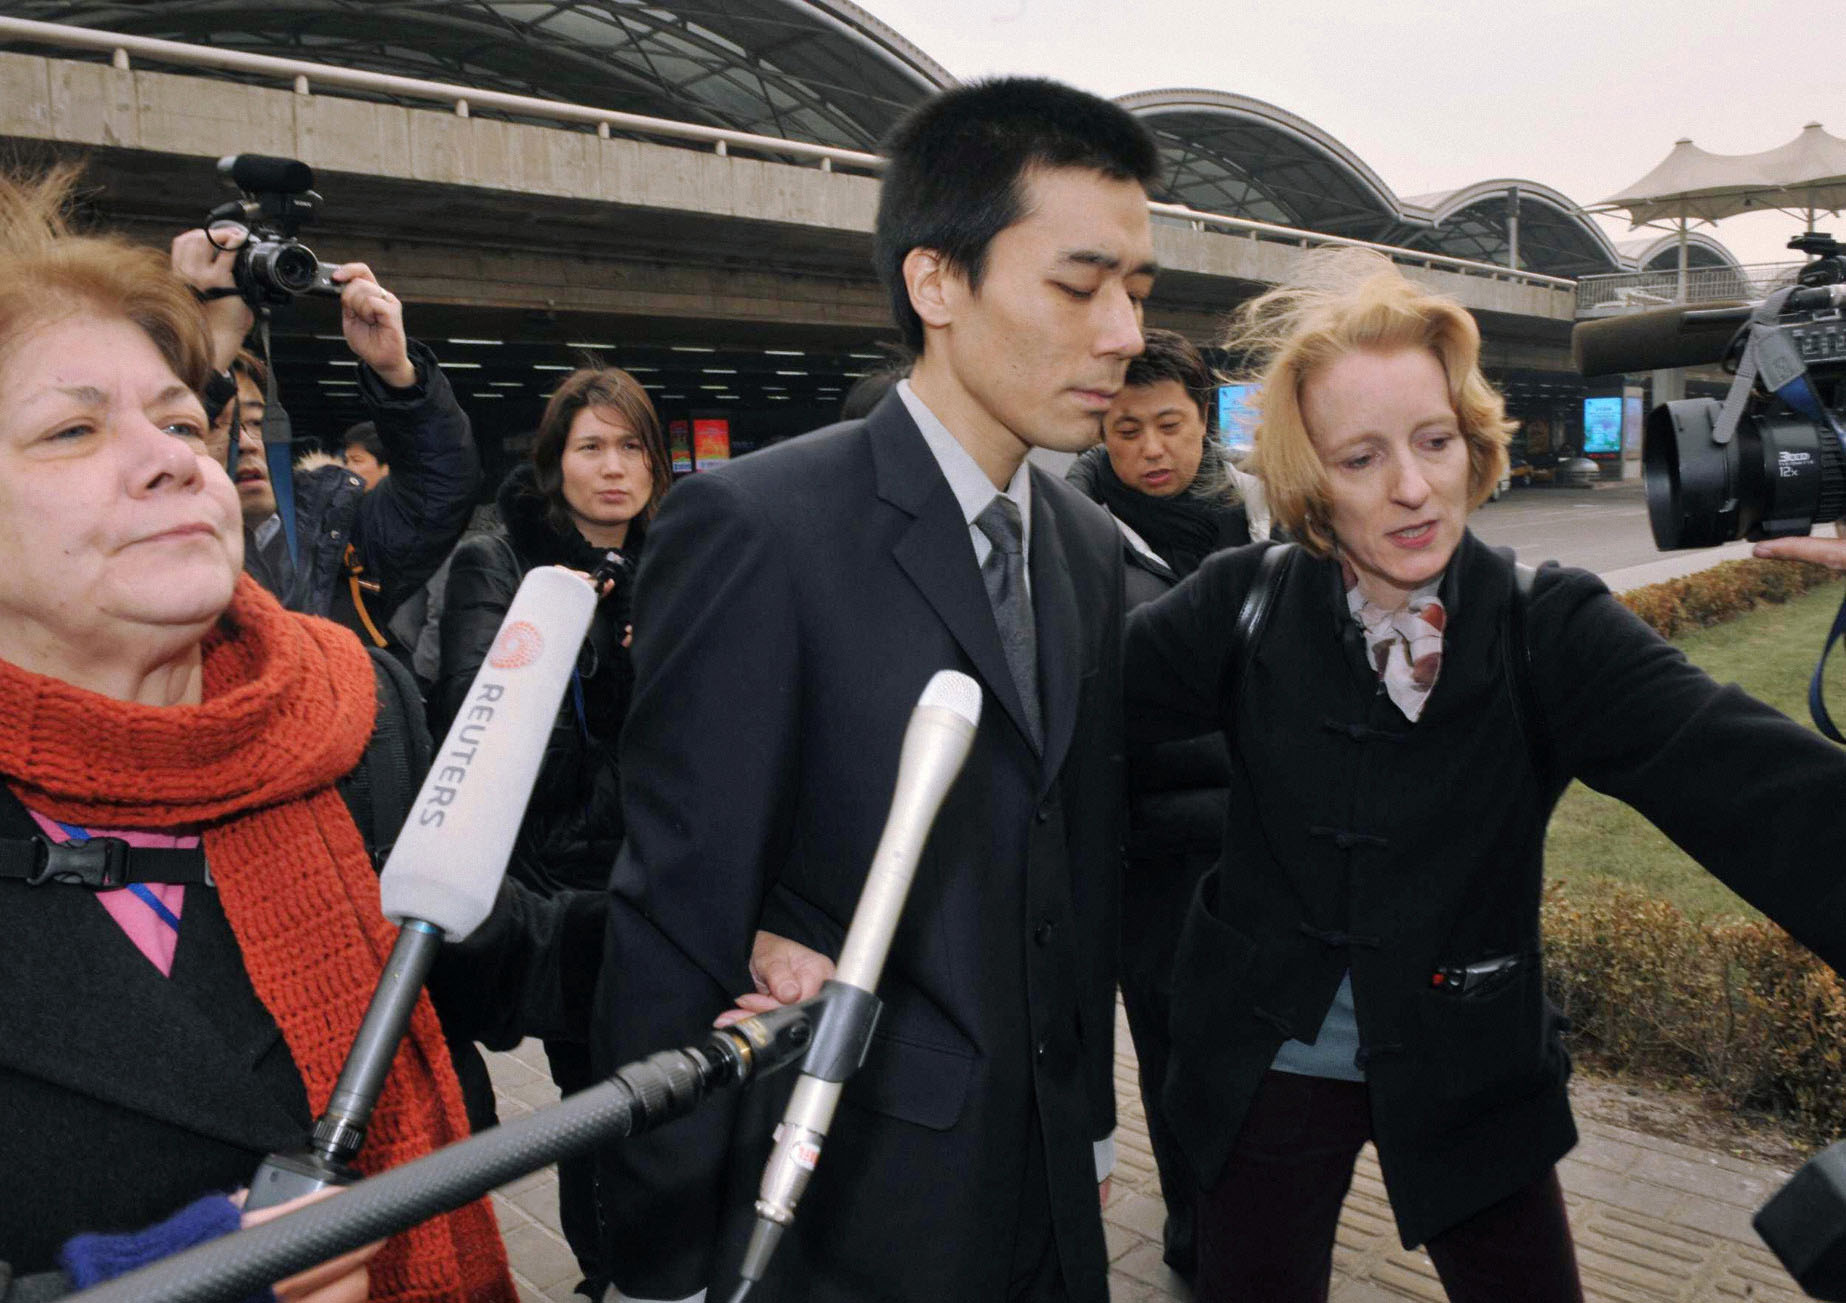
[
  {"x1": 446, "y1": 1037, "x2": 500, "y2": 1135},
  {"x1": 544, "y1": 1038, "x2": 605, "y2": 1297},
  {"x1": 1194, "y1": 1071, "x2": 1583, "y2": 1303},
  {"x1": 1118, "y1": 848, "x2": 1212, "y2": 1279}
]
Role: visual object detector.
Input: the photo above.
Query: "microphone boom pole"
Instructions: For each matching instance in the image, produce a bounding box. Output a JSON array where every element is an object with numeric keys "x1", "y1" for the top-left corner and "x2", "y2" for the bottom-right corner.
[{"x1": 63, "y1": 1004, "x2": 820, "y2": 1303}]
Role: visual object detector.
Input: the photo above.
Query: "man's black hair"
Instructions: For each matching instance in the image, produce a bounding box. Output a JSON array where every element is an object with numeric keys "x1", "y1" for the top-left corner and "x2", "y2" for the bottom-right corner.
[
  {"x1": 874, "y1": 77, "x2": 1160, "y2": 352},
  {"x1": 341, "y1": 419, "x2": 387, "y2": 465},
  {"x1": 1125, "y1": 328, "x2": 1217, "y2": 434}
]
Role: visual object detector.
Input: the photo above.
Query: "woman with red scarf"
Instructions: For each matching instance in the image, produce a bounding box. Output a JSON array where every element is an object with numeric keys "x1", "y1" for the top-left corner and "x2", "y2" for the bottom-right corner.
[{"x1": 0, "y1": 168, "x2": 518, "y2": 1300}]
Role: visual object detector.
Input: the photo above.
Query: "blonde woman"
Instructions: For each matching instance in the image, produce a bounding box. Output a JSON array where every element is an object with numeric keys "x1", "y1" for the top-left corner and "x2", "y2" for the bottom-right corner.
[{"x1": 1125, "y1": 250, "x2": 1846, "y2": 1302}]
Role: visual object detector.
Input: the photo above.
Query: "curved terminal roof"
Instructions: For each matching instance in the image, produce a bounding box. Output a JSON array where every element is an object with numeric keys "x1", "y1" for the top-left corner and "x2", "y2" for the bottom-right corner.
[
  {"x1": 1618, "y1": 232, "x2": 1743, "y2": 272},
  {"x1": 1118, "y1": 89, "x2": 1400, "y2": 239},
  {"x1": 7, "y1": 6, "x2": 1740, "y2": 279},
  {"x1": 7, "y1": 1, "x2": 951, "y2": 151},
  {"x1": 1120, "y1": 86, "x2": 1636, "y2": 278},
  {"x1": 1401, "y1": 179, "x2": 1625, "y2": 278}
]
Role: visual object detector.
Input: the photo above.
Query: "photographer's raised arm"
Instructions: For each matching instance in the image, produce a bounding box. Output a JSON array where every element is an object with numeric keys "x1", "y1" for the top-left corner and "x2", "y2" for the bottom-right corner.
[
  {"x1": 169, "y1": 227, "x2": 257, "y2": 428},
  {"x1": 343, "y1": 267, "x2": 482, "y2": 623},
  {"x1": 334, "y1": 264, "x2": 416, "y2": 390}
]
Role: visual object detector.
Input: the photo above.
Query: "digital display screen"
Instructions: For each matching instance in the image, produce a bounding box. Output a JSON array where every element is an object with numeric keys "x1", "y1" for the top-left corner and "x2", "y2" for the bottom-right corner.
[
  {"x1": 1582, "y1": 396, "x2": 1623, "y2": 456},
  {"x1": 1217, "y1": 384, "x2": 1258, "y2": 452}
]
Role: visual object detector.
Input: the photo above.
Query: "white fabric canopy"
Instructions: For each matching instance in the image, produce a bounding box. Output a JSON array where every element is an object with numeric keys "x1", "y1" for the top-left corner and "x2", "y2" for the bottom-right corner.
[
  {"x1": 1599, "y1": 124, "x2": 1846, "y2": 226},
  {"x1": 1756, "y1": 122, "x2": 1846, "y2": 217},
  {"x1": 1598, "y1": 138, "x2": 1782, "y2": 224}
]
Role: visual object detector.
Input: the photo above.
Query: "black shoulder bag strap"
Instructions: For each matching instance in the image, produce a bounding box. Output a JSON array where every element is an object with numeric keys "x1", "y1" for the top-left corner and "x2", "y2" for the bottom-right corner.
[
  {"x1": 338, "y1": 647, "x2": 431, "y2": 870},
  {"x1": 1499, "y1": 553, "x2": 1556, "y2": 789},
  {"x1": 1221, "y1": 540, "x2": 1555, "y2": 789},
  {"x1": 1226, "y1": 541, "x2": 1298, "y2": 710}
]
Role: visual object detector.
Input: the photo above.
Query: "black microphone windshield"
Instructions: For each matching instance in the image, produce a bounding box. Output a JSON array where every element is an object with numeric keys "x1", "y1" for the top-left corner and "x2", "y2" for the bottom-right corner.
[
  {"x1": 217, "y1": 154, "x2": 316, "y2": 194},
  {"x1": 1571, "y1": 302, "x2": 1750, "y2": 377}
]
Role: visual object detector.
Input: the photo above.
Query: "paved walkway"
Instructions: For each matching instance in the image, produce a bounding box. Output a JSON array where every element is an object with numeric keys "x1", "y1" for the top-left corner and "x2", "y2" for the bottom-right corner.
[{"x1": 483, "y1": 998, "x2": 1808, "y2": 1303}]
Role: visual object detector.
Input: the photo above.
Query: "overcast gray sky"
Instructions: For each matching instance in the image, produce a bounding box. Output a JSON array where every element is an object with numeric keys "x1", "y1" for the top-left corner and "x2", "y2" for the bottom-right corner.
[{"x1": 854, "y1": 0, "x2": 1846, "y2": 267}]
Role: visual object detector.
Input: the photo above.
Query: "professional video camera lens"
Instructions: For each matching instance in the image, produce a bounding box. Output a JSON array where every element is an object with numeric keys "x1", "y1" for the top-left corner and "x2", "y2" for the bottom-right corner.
[{"x1": 1644, "y1": 398, "x2": 1846, "y2": 549}]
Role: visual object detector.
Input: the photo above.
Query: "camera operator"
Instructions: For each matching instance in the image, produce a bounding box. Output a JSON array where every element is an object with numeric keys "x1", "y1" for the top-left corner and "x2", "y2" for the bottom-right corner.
[{"x1": 171, "y1": 226, "x2": 480, "y2": 648}]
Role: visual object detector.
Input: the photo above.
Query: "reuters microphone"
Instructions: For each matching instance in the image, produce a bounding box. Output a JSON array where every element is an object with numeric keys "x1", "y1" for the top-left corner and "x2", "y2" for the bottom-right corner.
[
  {"x1": 245, "y1": 566, "x2": 596, "y2": 1210},
  {"x1": 735, "y1": 669, "x2": 983, "y2": 1296}
]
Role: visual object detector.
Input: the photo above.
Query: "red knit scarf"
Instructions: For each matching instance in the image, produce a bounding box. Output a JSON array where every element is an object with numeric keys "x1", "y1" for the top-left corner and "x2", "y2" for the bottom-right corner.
[{"x1": 0, "y1": 576, "x2": 514, "y2": 1302}]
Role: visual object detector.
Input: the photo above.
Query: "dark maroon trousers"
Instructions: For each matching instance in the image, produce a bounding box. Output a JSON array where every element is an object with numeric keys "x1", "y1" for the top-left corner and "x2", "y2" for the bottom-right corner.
[{"x1": 1194, "y1": 1071, "x2": 1584, "y2": 1303}]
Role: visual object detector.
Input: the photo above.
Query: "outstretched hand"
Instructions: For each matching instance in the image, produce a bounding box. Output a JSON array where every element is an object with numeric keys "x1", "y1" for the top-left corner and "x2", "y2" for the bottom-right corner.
[{"x1": 1755, "y1": 526, "x2": 1846, "y2": 571}]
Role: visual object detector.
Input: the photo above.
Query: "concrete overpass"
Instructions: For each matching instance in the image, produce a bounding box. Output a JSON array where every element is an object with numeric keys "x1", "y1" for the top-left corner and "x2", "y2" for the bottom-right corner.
[{"x1": 0, "y1": 30, "x2": 1580, "y2": 460}]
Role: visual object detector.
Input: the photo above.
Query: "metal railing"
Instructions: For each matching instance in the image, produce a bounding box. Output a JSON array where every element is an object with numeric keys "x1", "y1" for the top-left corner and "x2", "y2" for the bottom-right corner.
[
  {"x1": 0, "y1": 15, "x2": 1579, "y2": 294},
  {"x1": 1146, "y1": 202, "x2": 1575, "y2": 289},
  {"x1": 1576, "y1": 261, "x2": 1806, "y2": 313},
  {"x1": 0, "y1": 15, "x2": 885, "y2": 170}
]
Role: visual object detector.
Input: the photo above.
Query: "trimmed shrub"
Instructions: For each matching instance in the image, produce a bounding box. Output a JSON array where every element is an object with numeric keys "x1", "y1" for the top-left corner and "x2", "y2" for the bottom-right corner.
[
  {"x1": 1616, "y1": 558, "x2": 1842, "y2": 638},
  {"x1": 1543, "y1": 878, "x2": 1846, "y2": 1143}
]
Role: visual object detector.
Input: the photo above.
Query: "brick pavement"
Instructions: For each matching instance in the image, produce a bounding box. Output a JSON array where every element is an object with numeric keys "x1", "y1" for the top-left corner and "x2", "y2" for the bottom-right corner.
[{"x1": 485, "y1": 1001, "x2": 1808, "y2": 1302}]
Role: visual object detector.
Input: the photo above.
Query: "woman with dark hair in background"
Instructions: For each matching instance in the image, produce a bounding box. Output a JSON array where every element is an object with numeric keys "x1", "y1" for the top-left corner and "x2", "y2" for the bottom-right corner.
[
  {"x1": 1067, "y1": 327, "x2": 1250, "y2": 1280},
  {"x1": 434, "y1": 365, "x2": 671, "y2": 1298}
]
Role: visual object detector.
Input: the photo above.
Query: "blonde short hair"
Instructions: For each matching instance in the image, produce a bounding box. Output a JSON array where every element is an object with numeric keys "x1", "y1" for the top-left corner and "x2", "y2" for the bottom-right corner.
[
  {"x1": 0, "y1": 162, "x2": 212, "y2": 394},
  {"x1": 1226, "y1": 249, "x2": 1512, "y2": 557}
]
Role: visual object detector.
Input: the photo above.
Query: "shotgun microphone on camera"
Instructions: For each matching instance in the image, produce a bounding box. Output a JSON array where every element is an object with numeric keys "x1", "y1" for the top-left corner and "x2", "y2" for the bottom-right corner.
[
  {"x1": 245, "y1": 567, "x2": 597, "y2": 1211},
  {"x1": 1570, "y1": 302, "x2": 1753, "y2": 377},
  {"x1": 217, "y1": 154, "x2": 317, "y2": 196}
]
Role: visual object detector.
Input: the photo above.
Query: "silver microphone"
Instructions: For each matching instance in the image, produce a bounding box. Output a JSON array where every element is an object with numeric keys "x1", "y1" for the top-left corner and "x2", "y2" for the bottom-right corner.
[{"x1": 735, "y1": 669, "x2": 983, "y2": 1293}]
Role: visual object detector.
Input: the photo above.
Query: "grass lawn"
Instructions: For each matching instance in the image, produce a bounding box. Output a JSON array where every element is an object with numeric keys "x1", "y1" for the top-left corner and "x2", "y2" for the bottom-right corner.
[{"x1": 1544, "y1": 576, "x2": 1846, "y2": 921}]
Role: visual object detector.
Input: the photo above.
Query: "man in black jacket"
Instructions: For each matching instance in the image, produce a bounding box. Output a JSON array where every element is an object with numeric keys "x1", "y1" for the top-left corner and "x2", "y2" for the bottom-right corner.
[
  {"x1": 172, "y1": 229, "x2": 479, "y2": 646},
  {"x1": 593, "y1": 78, "x2": 1158, "y2": 1303}
]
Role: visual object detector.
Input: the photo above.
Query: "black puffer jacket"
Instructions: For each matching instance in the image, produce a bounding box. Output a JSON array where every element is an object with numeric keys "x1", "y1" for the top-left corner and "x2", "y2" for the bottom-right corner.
[
  {"x1": 1067, "y1": 456, "x2": 1234, "y2": 862},
  {"x1": 1119, "y1": 543, "x2": 1232, "y2": 862},
  {"x1": 243, "y1": 340, "x2": 480, "y2": 637},
  {"x1": 434, "y1": 465, "x2": 638, "y2": 894}
]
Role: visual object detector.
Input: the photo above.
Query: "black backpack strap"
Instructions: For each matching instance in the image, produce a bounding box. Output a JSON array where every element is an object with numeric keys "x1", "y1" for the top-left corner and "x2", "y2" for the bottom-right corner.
[
  {"x1": 1227, "y1": 542, "x2": 1297, "y2": 709},
  {"x1": 1499, "y1": 552, "x2": 1556, "y2": 788},
  {"x1": 338, "y1": 647, "x2": 433, "y2": 869}
]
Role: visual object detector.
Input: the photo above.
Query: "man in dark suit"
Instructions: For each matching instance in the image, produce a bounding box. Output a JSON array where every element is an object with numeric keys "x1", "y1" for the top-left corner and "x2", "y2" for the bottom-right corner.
[{"x1": 592, "y1": 78, "x2": 1160, "y2": 1303}]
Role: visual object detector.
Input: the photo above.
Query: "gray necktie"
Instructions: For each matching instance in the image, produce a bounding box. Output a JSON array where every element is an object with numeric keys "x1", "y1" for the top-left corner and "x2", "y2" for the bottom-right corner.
[{"x1": 975, "y1": 495, "x2": 1041, "y2": 746}]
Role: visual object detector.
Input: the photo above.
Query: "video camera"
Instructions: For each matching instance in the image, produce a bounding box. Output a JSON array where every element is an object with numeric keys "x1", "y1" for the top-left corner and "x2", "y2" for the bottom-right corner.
[
  {"x1": 207, "y1": 154, "x2": 341, "y2": 307},
  {"x1": 1572, "y1": 233, "x2": 1846, "y2": 550}
]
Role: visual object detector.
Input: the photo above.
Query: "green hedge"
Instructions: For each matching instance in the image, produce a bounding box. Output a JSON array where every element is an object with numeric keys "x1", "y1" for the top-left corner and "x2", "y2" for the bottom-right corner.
[
  {"x1": 1543, "y1": 879, "x2": 1846, "y2": 1143},
  {"x1": 1616, "y1": 557, "x2": 1842, "y2": 639}
]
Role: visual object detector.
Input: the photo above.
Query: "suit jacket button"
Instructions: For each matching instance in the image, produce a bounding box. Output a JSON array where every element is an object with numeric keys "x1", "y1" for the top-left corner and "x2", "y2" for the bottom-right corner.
[
  {"x1": 1035, "y1": 1038, "x2": 1048, "y2": 1064},
  {"x1": 1035, "y1": 802, "x2": 1052, "y2": 824},
  {"x1": 1033, "y1": 918, "x2": 1053, "y2": 947}
]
